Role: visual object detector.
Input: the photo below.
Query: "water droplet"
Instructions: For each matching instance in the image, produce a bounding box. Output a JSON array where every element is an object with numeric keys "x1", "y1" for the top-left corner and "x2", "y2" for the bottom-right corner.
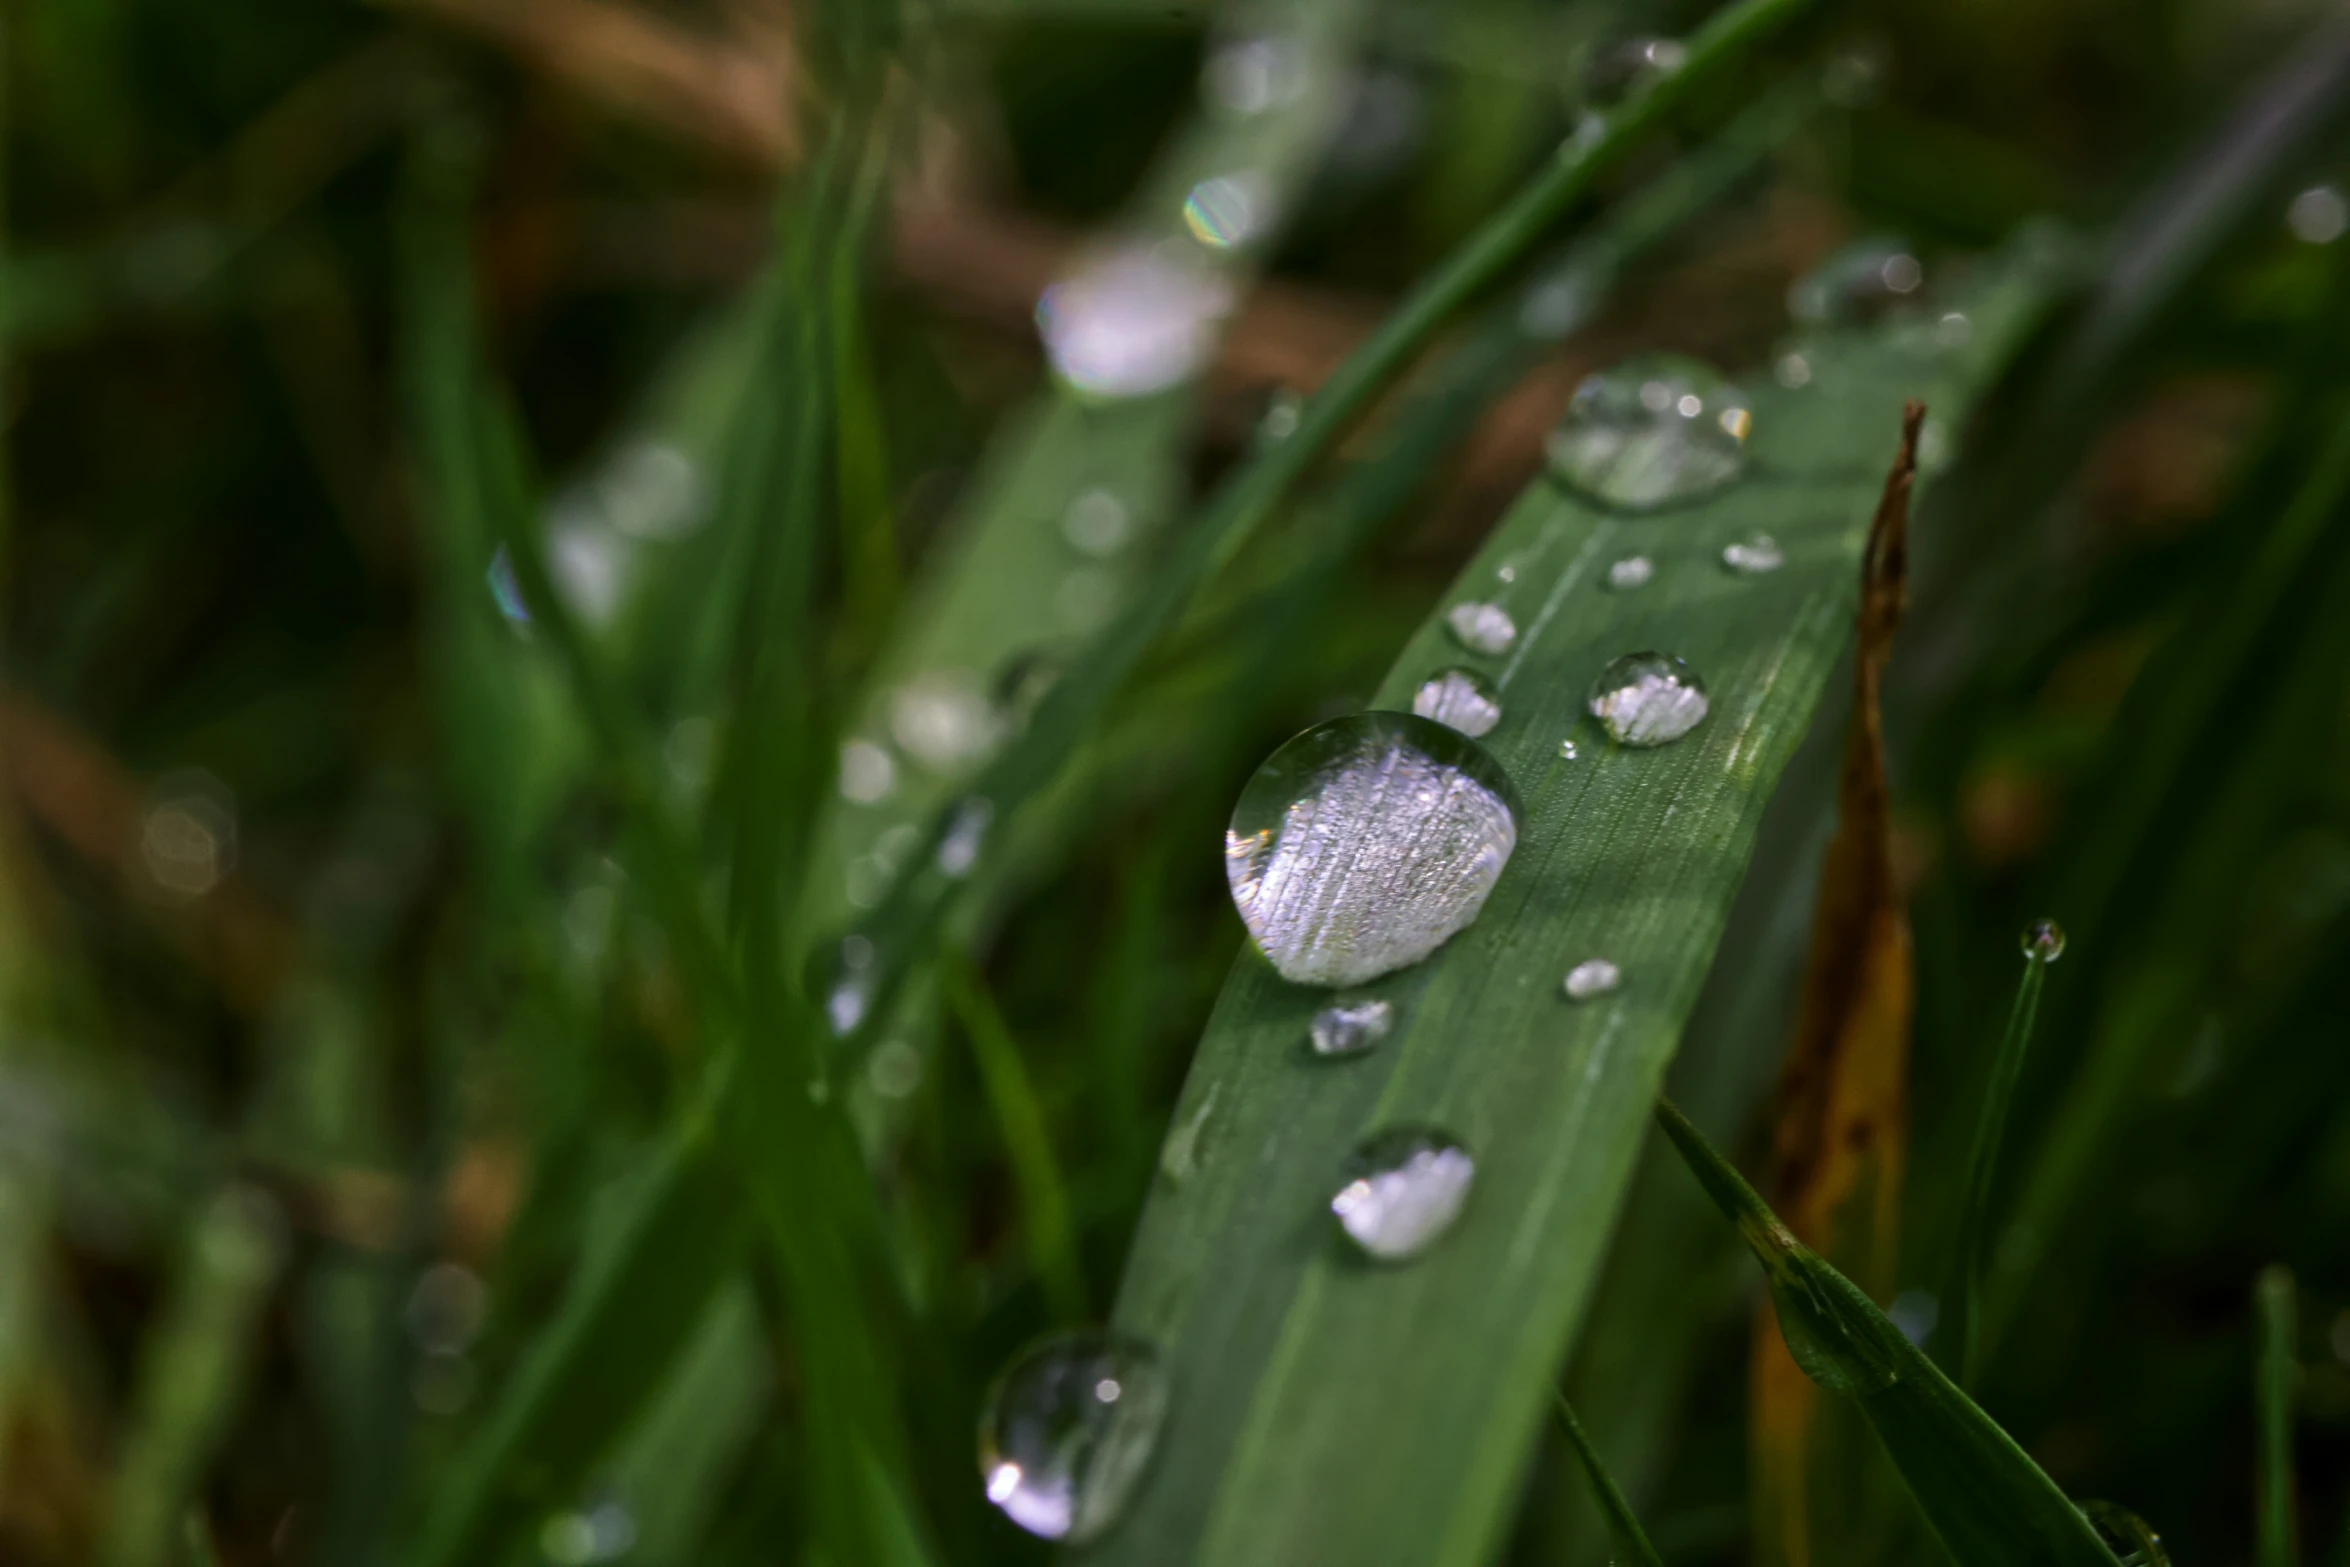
[
  {"x1": 867, "y1": 1038, "x2": 924, "y2": 1100},
  {"x1": 1310, "y1": 998, "x2": 1393, "y2": 1057},
  {"x1": 2289, "y1": 183, "x2": 2348, "y2": 246},
  {"x1": 979, "y1": 1331, "x2": 1169, "y2": 1542},
  {"x1": 1559, "y1": 738, "x2": 1579, "y2": 760},
  {"x1": 1915, "y1": 417, "x2": 1953, "y2": 472},
  {"x1": 2078, "y1": 1501, "x2": 2171, "y2": 1567},
  {"x1": 1545, "y1": 354, "x2": 1750, "y2": 511},
  {"x1": 1582, "y1": 36, "x2": 1686, "y2": 106},
  {"x1": 1788, "y1": 238, "x2": 1923, "y2": 326},
  {"x1": 1934, "y1": 310, "x2": 1973, "y2": 349},
  {"x1": 486, "y1": 547, "x2": 529, "y2": 623},
  {"x1": 548, "y1": 516, "x2": 630, "y2": 626},
  {"x1": 1062, "y1": 488, "x2": 1135, "y2": 558},
  {"x1": 1445, "y1": 601, "x2": 1517, "y2": 656},
  {"x1": 1721, "y1": 534, "x2": 1784, "y2": 575},
  {"x1": 1182, "y1": 171, "x2": 1276, "y2": 251},
  {"x1": 1517, "y1": 253, "x2": 1612, "y2": 341},
  {"x1": 600, "y1": 439, "x2": 707, "y2": 540},
  {"x1": 890, "y1": 673, "x2": 1003, "y2": 774},
  {"x1": 1255, "y1": 388, "x2": 1303, "y2": 444},
  {"x1": 1607, "y1": 555, "x2": 1654, "y2": 591},
  {"x1": 838, "y1": 739, "x2": 898, "y2": 804},
  {"x1": 1410, "y1": 668, "x2": 1502, "y2": 738},
  {"x1": 1159, "y1": 1084, "x2": 1219, "y2": 1183},
  {"x1": 1225, "y1": 714, "x2": 1520, "y2": 987},
  {"x1": 1562, "y1": 958, "x2": 1621, "y2": 1001},
  {"x1": 1775, "y1": 351, "x2": 1814, "y2": 389},
  {"x1": 1203, "y1": 35, "x2": 1304, "y2": 117},
  {"x1": 1037, "y1": 244, "x2": 1235, "y2": 400},
  {"x1": 1887, "y1": 1288, "x2": 1939, "y2": 1346},
  {"x1": 824, "y1": 935, "x2": 878, "y2": 1037},
  {"x1": 2021, "y1": 917, "x2": 2066, "y2": 962},
  {"x1": 1331, "y1": 1128, "x2": 1474, "y2": 1261},
  {"x1": 937, "y1": 797, "x2": 994, "y2": 879},
  {"x1": 1587, "y1": 653, "x2": 1710, "y2": 747},
  {"x1": 141, "y1": 771, "x2": 237, "y2": 900}
]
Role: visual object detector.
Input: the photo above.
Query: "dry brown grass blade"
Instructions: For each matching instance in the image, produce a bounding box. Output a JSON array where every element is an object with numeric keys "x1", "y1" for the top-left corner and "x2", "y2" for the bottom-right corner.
[{"x1": 1749, "y1": 401, "x2": 1924, "y2": 1567}]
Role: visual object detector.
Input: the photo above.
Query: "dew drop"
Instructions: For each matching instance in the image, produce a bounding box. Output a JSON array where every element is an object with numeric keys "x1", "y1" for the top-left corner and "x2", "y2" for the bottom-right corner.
[
  {"x1": 1310, "y1": 998, "x2": 1393, "y2": 1058},
  {"x1": 1545, "y1": 354, "x2": 1750, "y2": 511},
  {"x1": 823, "y1": 935, "x2": 878, "y2": 1037},
  {"x1": 1182, "y1": 171, "x2": 1276, "y2": 251},
  {"x1": 1562, "y1": 958, "x2": 1621, "y2": 1001},
  {"x1": 1037, "y1": 244, "x2": 1235, "y2": 400},
  {"x1": 1934, "y1": 310, "x2": 1974, "y2": 349},
  {"x1": 1445, "y1": 601, "x2": 1517, "y2": 656},
  {"x1": 890, "y1": 673, "x2": 1003, "y2": 774},
  {"x1": 937, "y1": 797, "x2": 995, "y2": 879},
  {"x1": 1607, "y1": 555, "x2": 1654, "y2": 591},
  {"x1": 1788, "y1": 237, "x2": 1923, "y2": 326},
  {"x1": 2021, "y1": 917, "x2": 2066, "y2": 963},
  {"x1": 2078, "y1": 1501, "x2": 2171, "y2": 1567},
  {"x1": 1062, "y1": 488, "x2": 1135, "y2": 558},
  {"x1": 1775, "y1": 351, "x2": 1814, "y2": 389},
  {"x1": 1587, "y1": 653, "x2": 1710, "y2": 747},
  {"x1": 838, "y1": 739, "x2": 897, "y2": 805},
  {"x1": 978, "y1": 1331, "x2": 1168, "y2": 1543},
  {"x1": 2289, "y1": 184, "x2": 2348, "y2": 246},
  {"x1": 1559, "y1": 738, "x2": 1579, "y2": 760},
  {"x1": 1582, "y1": 36, "x2": 1686, "y2": 107},
  {"x1": 1721, "y1": 534, "x2": 1785, "y2": 575},
  {"x1": 1331, "y1": 1128, "x2": 1474, "y2": 1261},
  {"x1": 1410, "y1": 668, "x2": 1502, "y2": 738},
  {"x1": 1203, "y1": 35, "x2": 1304, "y2": 117},
  {"x1": 1226, "y1": 713, "x2": 1520, "y2": 987}
]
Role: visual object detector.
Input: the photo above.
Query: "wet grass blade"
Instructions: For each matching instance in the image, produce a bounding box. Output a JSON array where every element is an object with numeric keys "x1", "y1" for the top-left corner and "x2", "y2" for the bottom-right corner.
[
  {"x1": 1949, "y1": 935, "x2": 2054, "y2": 1390},
  {"x1": 1082, "y1": 246, "x2": 2059, "y2": 1567},
  {"x1": 1655, "y1": 1100, "x2": 2123, "y2": 1567},
  {"x1": 2257, "y1": 1265, "x2": 2300, "y2": 1567},
  {"x1": 1554, "y1": 1395, "x2": 1667, "y2": 1567}
]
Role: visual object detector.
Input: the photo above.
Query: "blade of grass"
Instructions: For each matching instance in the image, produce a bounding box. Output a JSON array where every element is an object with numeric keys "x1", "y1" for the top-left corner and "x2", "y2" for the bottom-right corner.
[
  {"x1": 1082, "y1": 245, "x2": 2060, "y2": 1567},
  {"x1": 1654, "y1": 1100, "x2": 2123, "y2": 1567},
  {"x1": 1949, "y1": 931, "x2": 2054, "y2": 1390},
  {"x1": 1553, "y1": 1394, "x2": 1667, "y2": 1567},
  {"x1": 838, "y1": 0, "x2": 1818, "y2": 1042},
  {"x1": 941, "y1": 953, "x2": 1088, "y2": 1321},
  {"x1": 2257, "y1": 1265, "x2": 2299, "y2": 1567}
]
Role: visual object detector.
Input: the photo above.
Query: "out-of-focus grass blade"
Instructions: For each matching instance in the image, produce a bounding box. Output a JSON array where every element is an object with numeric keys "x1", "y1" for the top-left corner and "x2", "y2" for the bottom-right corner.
[
  {"x1": 1554, "y1": 1395, "x2": 1667, "y2": 1567},
  {"x1": 100, "y1": 1187, "x2": 286, "y2": 1567},
  {"x1": 2256, "y1": 1265, "x2": 2299, "y2": 1567},
  {"x1": 1655, "y1": 1101, "x2": 2123, "y2": 1567},
  {"x1": 1082, "y1": 246, "x2": 2057, "y2": 1567},
  {"x1": 1949, "y1": 932, "x2": 2054, "y2": 1390},
  {"x1": 599, "y1": 1283, "x2": 772, "y2": 1567}
]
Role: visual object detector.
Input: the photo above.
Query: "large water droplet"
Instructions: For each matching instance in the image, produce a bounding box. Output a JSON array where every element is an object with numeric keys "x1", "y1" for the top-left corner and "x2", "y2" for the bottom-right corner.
[
  {"x1": 1562, "y1": 958, "x2": 1621, "y2": 1001},
  {"x1": 1410, "y1": 668, "x2": 1502, "y2": 737},
  {"x1": 1721, "y1": 534, "x2": 1784, "y2": 575},
  {"x1": 1445, "y1": 601, "x2": 1517, "y2": 657},
  {"x1": 1310, "y1": 998, "x2": 1393, "y2": 1057},
  {"x1": 2021, "y1": 917, "x2": 2066, "y2": 962},
  {"x1": 1037, "y1": 244, "x2": 1235, "y2": 400},
  {"x1": 1226, "y1": 714, "x2": 1519, "y2": 987},
  {"x1": 1607, "y1": 555, "x2": 1654, "y2": 591},
  {"x1": 979, "y1": 1331, "x2": 1168, "y2": 1543},
  {"x1": 1788, "y1": 237, "x2": 1923, "y2": 326},
  {"x1": 1587, "y1": 653, "x2": 1710, "y2": 747},
  {"x1": 1545, "y1": 354, "x2": 1750, "y2": 511},
  {"x1": 1182, "y1": 171, "x2": 1275, "y2": 251},
  {"x1": 1331, "y1": 1128, "x2": 1474, "y2": 1261}
]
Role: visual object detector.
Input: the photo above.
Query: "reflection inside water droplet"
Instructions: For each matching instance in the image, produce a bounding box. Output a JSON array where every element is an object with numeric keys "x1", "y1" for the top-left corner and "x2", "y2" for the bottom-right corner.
[
  {"x1": 1721, "y1": 534, "x2": 1784, "y2": 576},
  {"x1": 1445, "y1": 601, "x2": 1517, "y2": 656},
  {"x1": 1587, "y1": 653, "x2": 1710, "y2": 747},
  {"x1": 1310, "y1": 997, "x2": 1393, "y2": 1057},
  {"x1": 1562, "y1": 958, "x2": 1621, "y2": 1001},
  {"x1": 1331, "y1": 1128, "x2": 1474, "y2": 1261},
  {"x1": 1410, "y1": 668, "x2": 1502, "y2": 737},
  {"x1": 1037, "y1": 244, "x2": 1235, "y2": 400},
  {"x1": 978, "y1": 1331, "x2": 1168, "y2": 1543},
  {"x1": 1226, "y1": 713, "x2": 1520, "y2": 987},
  {"x1": 1545, "y1": 354, "x2": 1749, "y2": 512},
  {"x1": 1607, "y1": 555, "x2": 1654, "y2": 591},
  {"x1": 2021, "y1": 917, "x2": 2066, "y2": 962}
]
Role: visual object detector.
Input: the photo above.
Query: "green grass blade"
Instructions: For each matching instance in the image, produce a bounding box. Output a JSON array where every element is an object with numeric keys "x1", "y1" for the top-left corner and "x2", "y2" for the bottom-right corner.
[
  {"x1": 2257, "y1": 1265, "x2": 2300, "y2": 1567},
  {"x1": 1081, "y1": 245, "x2": 2057, "y2": 1567},
  {"x1": 1950, "y1": 935, "x2": 2053, "y2": 1390},
  {"x1": 1553, "y1": 1394, "x2": 1667, "y2": 1567},
  {"x1": 1653, "y1": 1100, "x2": 2123, "y2": 1567},
  {"x1": 838, "y1": 0, "x2": 1817, "y2": 1041}
]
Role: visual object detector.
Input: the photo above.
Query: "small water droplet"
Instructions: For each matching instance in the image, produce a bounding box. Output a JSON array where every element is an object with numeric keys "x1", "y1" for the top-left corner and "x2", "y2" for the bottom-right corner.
[
  {"x1": 1582, "y1": 36, "x2": 1686, "y2": 106},
  {"x1": 1934, "y1": 310, "x2": 1973, "y2": 349},
  {"x1": 1410, "y1": 668, "x2": 1502, "y2": 738},
  {"x1": 1182, "y1": 171, "x2": 1276, "y2": 251},
  {"x1": 1607, "y1": 555, "x2": 1654, "y2": 591},
  {"x1": 2289, "y1": 183, "x2": 2348, "y2": 246},
  {"x1": 936, "y1": 797, "x2": 995, "y2": 879},
  {"x1": 1789, "y1": 237, "x2": 1923, "y2": 326},
  {"x1": 2021, "y1": 917, "x2": 2066, "y2": 962},
  {"x1": 1159, "y1": 1084, "x2": 1220, "y2": 1183},
  {"x1": 600, "y1": 439, "x2": 707, "y2": 540},
  {"x1": 1517, "y1": 254, "x2": 1612, "y2": 341},
  {"x1": 890, "y1": 673, "x2": 1003, "y2": 774},
  {"x1": 1559, "y1": 738, "x2": 1579, "y2": 760},
  {"x1": 867, "y1": 1038, "x2": 924, "y2": 1100},
  {"x1": 1587, "y1": 653, "x2": 1710, "y2": 747},
  {"x1": 1888, "y1": 1288, "x2": 1939, "y2": 1346},
  {"x1": 1037, "y1": 244, "x2": 1235, "y2": 400},
  {"x1": 1226, "y1": 713, "x2": 1520, "y2": 987},
  {"x1": 1255, "y1": 388, "x2": 1303, "y2": 444},
  {"x1": 1331, "y1": 1128, "x2": 1474, "y2": 1261},
  {"x1": 979, "y1": 1331, "x2": 1169, "y2": 1542},
  {"x1": 1562, "y1": 958, "x2": 1621, "y2": 1001},
  {"x1": 1445, "y1": 601, "x2": 1517, "y2": 656},
  {"x1": 824, "y1": 935, "x2": 878, "y2": 1037},
  {"x1": 1775, "y1": 351, "x2": 1814, "y2": 389},
  {"x1": 1203, "y1": 35, "x2": 1304, "y2": 117},
  {"x1": 2078, "y1": 1501, "x2": 2171, "y2": 1567},
  {"x1": 1545, "y1": 354, "x2": 1749, "y2": 511},
  {"x1": 1310, "y1": 998, "x2": 1394, "y2": 1057},
  {"x1": 141, "y1": 771, "x2": 237, "y2": 900},
  {"x1": 838, "y1": 739, "x2": 898, "y2": 804},
  {"x1": 1915, "y1": 416, "x2": 1953, "y2": 472},
  {"x1": 1721, "y1": 534, "x2": 1784, "y2": 575},
  {"x1": 1062, "y1": 488, "x2": 1135, "y2": 558}
]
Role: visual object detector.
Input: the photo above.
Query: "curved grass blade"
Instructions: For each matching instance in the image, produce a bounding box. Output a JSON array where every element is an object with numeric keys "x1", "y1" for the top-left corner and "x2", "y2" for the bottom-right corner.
[
  {"x1": 1655, "y1": 1100, "x2": 2123, "y2": 1567},
  {"x1": 2257, "y1": 1265, "x2": 2300, "y2": 1567},
  {"x1": 1554, "y1": 1394, "x2": 1667, "y2": 1567},
  {"x1": 1081, "y1": 246, "x2": 2060, "y2": 1567},
  {"x1": 1949, "y1": 934, "x2": 2054, "y2": 1390}
]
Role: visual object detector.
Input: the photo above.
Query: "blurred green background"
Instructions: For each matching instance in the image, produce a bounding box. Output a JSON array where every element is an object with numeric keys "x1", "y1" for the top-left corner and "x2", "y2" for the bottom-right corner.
[{"x1": 7, "y1": 0, "x2": 2350, "y2": 1562}]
